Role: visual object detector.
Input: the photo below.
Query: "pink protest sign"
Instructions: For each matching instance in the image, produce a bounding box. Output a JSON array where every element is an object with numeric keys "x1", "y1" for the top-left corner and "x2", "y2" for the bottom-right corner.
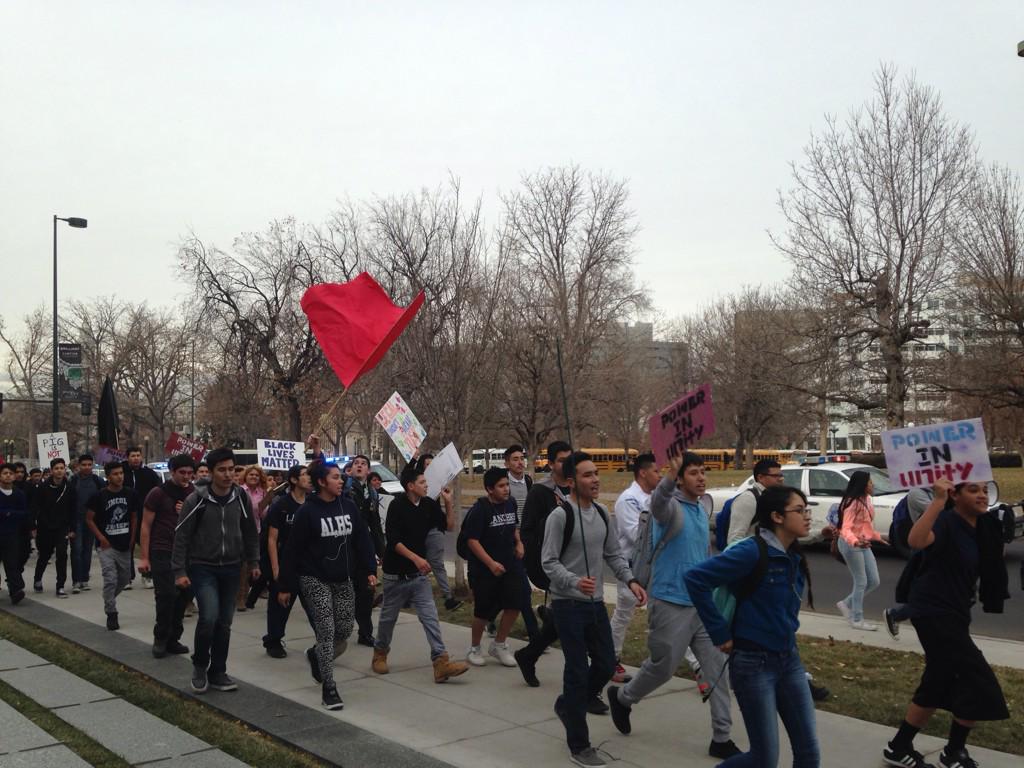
[{"x1": 648, "y1": 383, "x2": 716, "y2": 464}]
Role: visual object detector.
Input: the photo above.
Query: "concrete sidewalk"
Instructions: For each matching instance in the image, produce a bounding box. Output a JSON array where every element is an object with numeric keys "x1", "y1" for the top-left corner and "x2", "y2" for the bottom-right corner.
[{"x1": 4, "y1": 576, "x2": 1020, "y2": 768}]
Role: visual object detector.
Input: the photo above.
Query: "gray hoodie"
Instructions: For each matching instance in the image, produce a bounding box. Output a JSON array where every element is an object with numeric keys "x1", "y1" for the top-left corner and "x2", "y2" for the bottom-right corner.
[
  {"x1": 171, "y1": 483, "x2": 259, "y2": 578},
  {"x1": 541, "y1": 496, "x2": 634, "y2": 602}
]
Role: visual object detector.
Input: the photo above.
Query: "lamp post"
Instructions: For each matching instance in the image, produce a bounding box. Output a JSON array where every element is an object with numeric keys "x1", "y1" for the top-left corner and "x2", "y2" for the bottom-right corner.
[
  {"x1": 52, "y1": 215, "x2": 88, "y2": 432},
  {"x1": 829, "y1": 426, "x2": 839, "y2": 454}
]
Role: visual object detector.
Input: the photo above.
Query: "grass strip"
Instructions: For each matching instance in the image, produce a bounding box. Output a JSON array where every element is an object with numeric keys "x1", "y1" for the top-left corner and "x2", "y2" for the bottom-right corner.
[
  {"x1": 429, "y1": 588, "x2": 1024, "y2": 755},
  {"x1": 0, "y1": 677, "x2": 130, "y2": 767},
  {"x1": 0, "y1": 611, "x2": 330, "y2": 768}
]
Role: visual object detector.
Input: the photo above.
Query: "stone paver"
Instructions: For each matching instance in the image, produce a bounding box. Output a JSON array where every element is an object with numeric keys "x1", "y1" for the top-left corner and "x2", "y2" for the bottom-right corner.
[
  {"x1": 138, "y1": 748, "x2": 251, "y2": 767},
  {"x1": 0, "y1": 744, "x2": 90, "y2": 768},
  {"x1": 0, "y1": 700, "x2": 58, "y2": 754},
  {"x1": 0, "y1": 665, "x2": 115, "y2": 709},
  {"x1": 0, "y1": 641, "x2": 48, "y2": 672}
]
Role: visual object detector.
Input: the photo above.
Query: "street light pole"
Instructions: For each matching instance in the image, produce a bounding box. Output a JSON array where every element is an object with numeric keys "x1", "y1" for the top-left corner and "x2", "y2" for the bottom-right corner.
[{"x1": 52, "y1": 215, "x2": 87, "y2": 433}]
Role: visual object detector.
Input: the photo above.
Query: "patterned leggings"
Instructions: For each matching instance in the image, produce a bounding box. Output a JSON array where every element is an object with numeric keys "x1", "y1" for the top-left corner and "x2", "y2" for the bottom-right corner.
[{"x1": 299, "y1": 575, "x2": 355, "y2": 688}]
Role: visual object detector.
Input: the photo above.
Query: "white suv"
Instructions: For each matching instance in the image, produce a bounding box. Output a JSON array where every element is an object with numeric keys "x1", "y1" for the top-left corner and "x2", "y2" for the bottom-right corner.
[{"x1": 707, "y1": 463, "x2": 907, "y2": 545}]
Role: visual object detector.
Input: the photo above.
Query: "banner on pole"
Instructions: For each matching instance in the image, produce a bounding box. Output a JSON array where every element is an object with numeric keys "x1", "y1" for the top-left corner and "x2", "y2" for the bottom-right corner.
[
  {"x1": 256, "y1": 439, "x2": 306, "y2": 470},
  {"x1": 648, "y1": 383, "x2": 716, "y2": 465},
  {"x1": 375, "y1": 392, "x2": 426, "y2": 462},
  {"x1": 881, "y1": 418, "x2": 993, "y2": 489}
]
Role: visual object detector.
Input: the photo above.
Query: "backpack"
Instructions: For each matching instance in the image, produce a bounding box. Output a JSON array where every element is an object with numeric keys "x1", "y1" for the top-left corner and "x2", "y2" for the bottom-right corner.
[
  {"x1": 456, "y1": 498, "x2": 493, "y2": 561},
  {"x1": 714, "y1": 487, "x2": 760, "y2": 552},
  {"x1": 711, "y1": 534, "x2": 770, "y2": 626},
  {"x1": 829, "y1": 503, "x2": 846, "y2": 564},
  {"x1": 888, "y1": 496, "x2": 912, "y2": 550},
  {"x1": 632, "y1": 493, "x2": 688, "y2": 589},
  {"x1": 520, "y1": 492, "x2": 609, "y2": 590}
]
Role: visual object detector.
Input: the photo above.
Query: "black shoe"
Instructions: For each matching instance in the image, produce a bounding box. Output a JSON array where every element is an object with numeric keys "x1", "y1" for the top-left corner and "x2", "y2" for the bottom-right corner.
[
  {"x1": 372, "y1": 592, "x2": 384, "y2": 608},
  {"x1": 244, "y1": 600, "x2": 257, "y2": 610},
  {"x1": 33, "y1": 581, "x2": 43, "y2": 593},
  {"x1": 608, "y1": 685, "x2": 631, "y2": 735},
  {"x1": 486, "y1": 621, "x2": 497, "y2": 637},
  {"x1": 586, "y1": 694, "x2": 609, "y2": 715},
  {"x1": 306, "y1": 647, "x2": 322, "y2": 683},
  {"x1": 357, "y1": 635, "x2": 375, "y2": 647},
  {"x1": 939, "y1": 748, "x2": 976, "y2": 768},
  {"x1": 166, "y1": 641, "x2": 190, "y2": 655},
  {"x1": 884, "y1": 608, "x2": 901, "y2": 640},
  {"x1": 444, "y1": 597, "x2": 463, "y2": 611},
  {"x1": 883, "y1": 742, "x2": 935, "y2": 768},
  {"x1": 514, "y1": 648, "x2": 540, "y2": 687},
  {"x1": 207, "y1": 672, "x2": 238, "y2": 692},
  {"x1": 808, "y1": 681, "x2": 830, "y2": 701},
  {"x1": 709, "y1": 740, "x2": 741, "y2": 759},
  {"x1": 106, "y1": 613, "x2": 119, "y2": 631},
  {"x1": 11, "y1": 590, "x2": 25, "y2": 605},
  {"x1": 152, "y1": 642, "x2": 167, "y2": 659},
  {"x1": 322, "y1": 684, "x2": 344, "y2": 711},
  {"x1": 266, "y1": 644, "x2": 287, "y2": 659},
  {"x1": 190, "y1": 666, "x2": 208, "y2": 694}
]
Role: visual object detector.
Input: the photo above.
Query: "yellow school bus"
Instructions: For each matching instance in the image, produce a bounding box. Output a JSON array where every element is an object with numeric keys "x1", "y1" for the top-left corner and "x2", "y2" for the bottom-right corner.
[
  {"x1": 533, "y1": 447, "x2": 639, "y2": 473},
  {"x1": 688, "y1": 448, "x2": 794, "y2": 471}
]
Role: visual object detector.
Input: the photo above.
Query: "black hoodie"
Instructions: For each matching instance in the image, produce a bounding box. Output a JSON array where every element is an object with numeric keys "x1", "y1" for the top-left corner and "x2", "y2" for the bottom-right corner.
[
  {"x1": 279, "y1": 492, "x2": 375, "y2": 594},
  {"x1": 31, "y1": 479, "x2": 76, "y2": 532}
]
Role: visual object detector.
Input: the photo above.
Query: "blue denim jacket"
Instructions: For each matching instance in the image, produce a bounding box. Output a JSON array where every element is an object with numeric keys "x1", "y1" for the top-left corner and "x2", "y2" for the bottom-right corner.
[{"x1": 685, "y1": 530, "x2": 805, "y2": 652}]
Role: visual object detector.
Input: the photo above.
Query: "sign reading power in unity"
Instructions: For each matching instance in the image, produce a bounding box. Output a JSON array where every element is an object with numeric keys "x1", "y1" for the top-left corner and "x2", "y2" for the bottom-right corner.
[
  {"x1": 256, "y1": 439, "x2": 306, "y2": 470},
  {"x1": 881, "y1": 418, "x2": 992, "y2": 489},
  {"x1": 648, "y1": 383, "x2": 716, "y2": 465}
]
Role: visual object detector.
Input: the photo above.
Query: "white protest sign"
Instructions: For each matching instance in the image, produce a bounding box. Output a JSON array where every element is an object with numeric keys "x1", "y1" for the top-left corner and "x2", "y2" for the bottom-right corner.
[
  {"x1": 256, "y1": 439, "x2": 306, "y2": 470},
  {"x1": 425, "y1": 442, "x2": 463, "y2": 498},
  {"x1": 37, "y1": 432, "x2": 71, "y2": 464},
  {"x1": 881, "y1": 417, "x2": 993, "y2": 489},
  {"x1": 375, "y1": 391, "x2": 427, "y2": 462}
]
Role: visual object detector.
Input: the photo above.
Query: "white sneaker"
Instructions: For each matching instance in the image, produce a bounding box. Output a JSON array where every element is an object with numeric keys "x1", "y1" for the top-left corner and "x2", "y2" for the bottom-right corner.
[
  {"x1": 850, "y1": 620, "x2": 878, "y2": 631},
  {"x1": 489, "y1": 641, "x2": 516, "y2": 667},
  {"x1": 836, "y1": 600, "x2": 851, "y2": 620},
  {"x1": 142, "y1": 576, "x2": 154, "y2": 589},
  {"x1": 467, "y1": 646, "x2": 486, "y2": 666}
]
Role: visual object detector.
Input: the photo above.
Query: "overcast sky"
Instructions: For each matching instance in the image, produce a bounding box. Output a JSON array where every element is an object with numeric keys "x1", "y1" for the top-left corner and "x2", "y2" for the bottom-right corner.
[{"x1": 2, "y1": 1, "x2": 1023, "y2": 336}]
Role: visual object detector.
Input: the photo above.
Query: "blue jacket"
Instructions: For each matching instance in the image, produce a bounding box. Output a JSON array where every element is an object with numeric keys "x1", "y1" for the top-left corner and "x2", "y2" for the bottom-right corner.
[
  {"x1": 684, "y1": 530, "x2": 805, "y2": 652},
  {"x1": 647, "y1": 475, "x2": 711, "y2": 606}
]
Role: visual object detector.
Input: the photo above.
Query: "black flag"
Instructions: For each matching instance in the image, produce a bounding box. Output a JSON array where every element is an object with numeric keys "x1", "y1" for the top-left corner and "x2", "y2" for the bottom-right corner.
[{"x1": 97, "y1": 375, "x2": 120, "y2": 449}]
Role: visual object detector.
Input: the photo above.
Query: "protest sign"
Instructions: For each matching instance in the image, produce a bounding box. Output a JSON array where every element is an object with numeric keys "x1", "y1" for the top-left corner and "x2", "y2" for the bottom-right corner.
[
  {"x1": 256, "y1": 439, "x2": 306, "y2": 470},
  {"x1": 94, "y1": 445, "x2": 127, "y2": 465},
  {"x1": 648, "y1": 383, "x2": 716, "y2": 465},
  {"x1": 881, "y1": 417, "x2": 993, "y2": 489},
  {"x1": 375, "y1": 391, "x2": 426, "y2": 461},
  {"x1": 164, "y1": 432, "x2": 206, "y2": 462},
  {"x1": 37, "y1": 432, "x2": 70, "y2": 464},
  {"x1": 425, "y1": 442, "x2": 463, "y2": 498}
]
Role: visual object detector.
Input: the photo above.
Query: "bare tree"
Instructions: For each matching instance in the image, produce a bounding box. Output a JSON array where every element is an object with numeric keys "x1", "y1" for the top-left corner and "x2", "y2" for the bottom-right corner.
[
  {"x1": 773, "y1": 66, "x2": 976, "y2": 427},
  {"x1": 0, "y1": 307, "x2": 51, "y2": 459}
]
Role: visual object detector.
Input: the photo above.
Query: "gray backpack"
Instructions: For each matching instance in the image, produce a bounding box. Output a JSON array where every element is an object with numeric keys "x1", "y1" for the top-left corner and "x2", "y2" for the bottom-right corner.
[{"x1": 631, "y1": 495, "x2": 684, "y2": 589}]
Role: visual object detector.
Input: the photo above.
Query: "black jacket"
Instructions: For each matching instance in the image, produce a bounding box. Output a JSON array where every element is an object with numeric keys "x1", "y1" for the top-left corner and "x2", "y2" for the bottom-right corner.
[
  {"x1": 279, "y1": 493, "x2": 376, "y2": 594},
  {"x1": 121, "y1": 462, "x2": 161, "y2": 502},
  {"x1": 31, "y1": 479, "x2": 76, "y2": 532},
  {"x1": 978, "y1": 512, "x2": 1010, "y2": 613},
  {"x1": 346, "y1": 478, "x2": 386, "y2": 557}
]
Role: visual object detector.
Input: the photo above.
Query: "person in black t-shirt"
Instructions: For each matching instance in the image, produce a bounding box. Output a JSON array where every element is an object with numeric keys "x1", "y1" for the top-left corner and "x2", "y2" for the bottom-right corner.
[
  {"x1": 86, "y1": 463, "x2": 139, "y2": 630},
  {"x1": 464, "y1": 467, "x2": 522, "y2": 668},
  {"x1": 262, "y1": 464, "x2": 313, "y2": 657},
  {"x1": 371, "y1": 464, "x2": 470, "y2": 684},
  {"x1": 883, "y1": 478, "x2": 1010, "y2": 768}
]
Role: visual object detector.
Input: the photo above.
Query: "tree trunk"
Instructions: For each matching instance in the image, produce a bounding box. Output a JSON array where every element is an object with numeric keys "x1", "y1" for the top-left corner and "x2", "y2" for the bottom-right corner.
[
  {"x1": 284, "y1": 393, "x2": 303, "y2": 441},
  {"x1": 875, "y1": 272, "x2": 907, "y2": 428},
  {"x1": 818, "y1": 398, "x2": 829, "y2": 453}
]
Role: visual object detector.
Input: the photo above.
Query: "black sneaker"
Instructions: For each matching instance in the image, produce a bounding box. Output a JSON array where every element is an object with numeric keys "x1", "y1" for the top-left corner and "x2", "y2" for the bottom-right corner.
[
  {"x1": 444, "y1": 597, "x2": 463, "y2": 611},
  {"x1": 883, "y1": 743, "x2": 935, "y2": 768},
  {"x1": 322, "y1": 684, "x2": 344, "y2": 711},
  {"x1": 608, "y1": 685, "x2": 631, "y2": 735},
  {"x1": 152, "y1": 642, "x2": 167, "y2": 659},
  {"x1": 586, "y1": 694, "x2": 609, "y2": 715},
  {"x1": 166, "y1": 641, "x2": 190, "y2": 655},
  {"x1": 33, "y1": 581, "x2": 43, "y2": 593},
  {"x1": 884, "y1": 609, "x2": 900, "y2": 640},
  {"x1": 709, "y1": 739, "x2": 741, "y2": 759},
  {"x1": 306, "y1": 647, "x2": 322, "y2": 683},
  {"x1": 486, "y1": 621, "x2": 497, "y2": 637},
  {"x1": 11, "y1": 590, "x2": 25, "y2": 605},
  {"x1": 266, "y1": 644, "x2": 287, "y2": 659},
  {"x1": 106, "y1": 613, "x2": 119, "y2": 630},
  {"x1": 569, "y1": 747, "x2": 608, "y2": 767},
  {"x1": 191, "y1": 666, "x2": 208, "y2": 694},
  {"x1": 56, "y1": 587, "x2": 68, "y2": 598},
  {"x1": 357, "y1": 635, "x2": 375, "y2": 648},
  {"x1": 808, "y1": 681, "x2": 830, "y2": 701},
  {"x1": 207, "y1": 672, "x2": 238, "y2": 692},
  {"x1": 514, "y1": 648, "x2": 539, "y2": 687},
  {"x1": 939, "y1": 748, "x2": 977, "y2": 768}
]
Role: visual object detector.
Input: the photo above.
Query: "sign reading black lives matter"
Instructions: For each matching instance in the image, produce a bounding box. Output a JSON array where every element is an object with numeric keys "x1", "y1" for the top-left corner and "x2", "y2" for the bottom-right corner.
[
  {"x1": 58, "y1": 343, "x2": 85, "y2": 403},
  {"x1": 257, "y1": 439, "x2": 306, "y2": 470}
]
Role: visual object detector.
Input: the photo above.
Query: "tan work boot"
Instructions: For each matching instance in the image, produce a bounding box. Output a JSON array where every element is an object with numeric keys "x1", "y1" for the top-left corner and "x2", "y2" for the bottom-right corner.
[
  {"x1": 433, "y1": 652, "x2": 470, "y2": 683},
  {"x1": 372, "y1": 648, "x2": 389, "y2": 675}
]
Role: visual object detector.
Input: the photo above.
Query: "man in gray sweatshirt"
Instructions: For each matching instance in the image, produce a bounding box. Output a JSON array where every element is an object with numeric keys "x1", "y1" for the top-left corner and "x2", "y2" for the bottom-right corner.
[{"x1": 542, "y1": 451, "x2": 647, "y2": 768}]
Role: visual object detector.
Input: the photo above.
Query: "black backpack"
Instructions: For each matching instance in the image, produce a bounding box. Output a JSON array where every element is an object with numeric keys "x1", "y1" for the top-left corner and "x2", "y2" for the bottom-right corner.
[
  {"x1": 522, "y1": 493, "x2": 609, "y2": 591},
  {"x1": 456, "y1": 498, "x2": 493, "y2": 561}
]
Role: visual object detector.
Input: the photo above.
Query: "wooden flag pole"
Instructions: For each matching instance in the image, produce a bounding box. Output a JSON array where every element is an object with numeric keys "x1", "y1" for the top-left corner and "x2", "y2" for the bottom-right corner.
[{"x1": 314, "y1": 386, "x2": 351, "y2": 441}]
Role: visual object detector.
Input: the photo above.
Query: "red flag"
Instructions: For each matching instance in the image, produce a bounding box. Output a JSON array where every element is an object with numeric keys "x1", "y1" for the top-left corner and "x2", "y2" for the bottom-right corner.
[{"x1": 301, "y1": 272, "x2": 425, "y2": 388}]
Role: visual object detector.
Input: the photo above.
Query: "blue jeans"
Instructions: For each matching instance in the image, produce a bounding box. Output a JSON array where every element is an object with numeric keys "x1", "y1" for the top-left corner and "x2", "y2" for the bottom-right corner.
[
  {"x1": 71, "y1": 513, "x2": 95, "y2": 585},
  {"x1": 551, "y1": 599, "x2": 616, "y2": 755},
  {"x1": 837, "y1": 539, "x2": 880, "y2": 623},
  {"x1": 721, "y1": 647, "x2": 819, "y2": 768},
  {"x1": 189, "y1": 563, "x2": 240, "y2": 675}
]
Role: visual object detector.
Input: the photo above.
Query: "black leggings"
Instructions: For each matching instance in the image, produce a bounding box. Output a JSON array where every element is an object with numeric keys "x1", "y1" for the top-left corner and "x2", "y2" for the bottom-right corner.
[{"x1": 33, "y1": 528, "x2": 69, "y2": 588}]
